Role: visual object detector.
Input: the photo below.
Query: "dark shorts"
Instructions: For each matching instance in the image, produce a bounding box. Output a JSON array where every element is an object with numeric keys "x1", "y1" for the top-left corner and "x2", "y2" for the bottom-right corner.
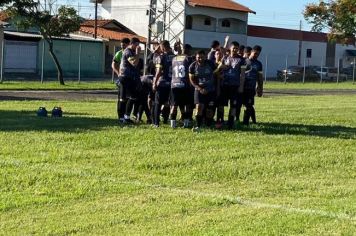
[
  {"x1": 187, "y1": 87, "x2": 195, "y2": 106},
  {"x1": 194, "y1": 90, "x2": 215, "y2": 106},
  {"x1": 243, "y1": 89, "x2": 256, "y2": 106},
  {"x1": 218, "y1": 85, "x2": 239, "y2": 107},
  {"x1": 170, "y1": 87, "x2": 189, "y2": 106},
  {"x1": 118, "y1": 76, "x2": 139, "y2": 100},
  {"x1": 155, "y1": 86, "x2": 171, "y2": 104}
]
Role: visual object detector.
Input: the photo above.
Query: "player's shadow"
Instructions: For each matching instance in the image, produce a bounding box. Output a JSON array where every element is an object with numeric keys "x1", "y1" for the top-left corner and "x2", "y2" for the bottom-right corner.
[
  {"x1": 240, "y1": 122, "x2": 356, "y2": 139},
  {"x1": 0, "y1": 110, "x2": 133, "y2": 132}
]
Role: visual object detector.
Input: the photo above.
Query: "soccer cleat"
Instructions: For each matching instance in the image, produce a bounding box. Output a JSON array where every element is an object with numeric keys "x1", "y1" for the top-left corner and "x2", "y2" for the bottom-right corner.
[
  {"x1": 152, "y1": 124, "x2": 159, "y2": 128},
  {"x1": 251, "y1": 108, "x2": 257, "y2": 124},
  {"x1": 192, "y1": 126, "x2": 200, "y2": 132}
]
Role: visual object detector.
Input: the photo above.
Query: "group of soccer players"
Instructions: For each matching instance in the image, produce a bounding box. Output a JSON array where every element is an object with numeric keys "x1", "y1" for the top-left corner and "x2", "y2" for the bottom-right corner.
[{"x1": 112, "y1": 36, "x2": 264, "y2": 131}]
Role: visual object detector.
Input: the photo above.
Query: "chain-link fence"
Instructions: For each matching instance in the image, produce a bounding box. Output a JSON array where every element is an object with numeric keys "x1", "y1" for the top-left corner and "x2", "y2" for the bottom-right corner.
[
  {"x1": 0, "y1": 38, "x2": 113, "y2": 84},
  {"x1": 0, "y1": 38, "x2": 355, "y2": 85},
  {"x1": 262, "y1": 54, "x2": 355, "y2": 84}
]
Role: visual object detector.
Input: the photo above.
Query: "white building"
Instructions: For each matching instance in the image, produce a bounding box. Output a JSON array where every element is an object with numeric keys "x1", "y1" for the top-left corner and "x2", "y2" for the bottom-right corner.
[
  {"x1": 97, "y1": 0, "x2": 255, "y2": 48},
  {"x1": 247, "y1": 25, "x2": 356, "y2": 77},
  {"x1": 96, "y1": 0, "x2": 355, "y2": 78}
]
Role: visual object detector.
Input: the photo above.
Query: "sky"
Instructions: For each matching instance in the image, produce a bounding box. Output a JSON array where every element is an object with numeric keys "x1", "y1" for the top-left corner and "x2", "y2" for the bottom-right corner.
[
  {"x1": 53, "y1": 0, "x2": 319, "y2": 31},
  {"x1": 237, "y1": 0, "x2": 319, "y2": 30}
]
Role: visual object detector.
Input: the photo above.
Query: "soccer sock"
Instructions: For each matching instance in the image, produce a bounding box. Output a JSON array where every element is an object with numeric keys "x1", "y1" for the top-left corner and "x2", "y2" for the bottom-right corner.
[
  {"x1": 186, "y1": 109, "x2": 193, "y2": 121},
  {"x1": 236, "y1": 104, "x2": 242, "y2": 122},
  {"x1": 118, "y1": 100, "x2": 127, "y2": 119},
  {"x1": 243, "y1": 109, "x2": 250, "y2": 125},
  {"x1": 125, "y1": 99, "x2": 134, "y2": 118},
  {"x1": 162, "y1": 106, "x2": 170, "y2": 123},
  {"x1": 196, "y1": 115, "x2": 203, "y2": 127},
  {"x1": 137, "y1": 105, "x2": 143, "y2": 121},
  {"x1": 154, "y1": 103, "x2": 161, "y2": 126},
  {"x1": 228, "y1": 115, "x2": 235, "y2": 128},
  {"x1": 170, "y1": 113, "x2": 177, "y2": 120},
  {"x1": 217, "y1": 107, "x2": 224, "y2": 122},
  {"x1": 251, "y1": 106, "x2": 256, "y2": 124},
  {"x1": 133, "y1": 100, "x2": 140, "y2": 118},
  {"x1": 143, "y1": 103, "x2": 151, "y2": 121}
]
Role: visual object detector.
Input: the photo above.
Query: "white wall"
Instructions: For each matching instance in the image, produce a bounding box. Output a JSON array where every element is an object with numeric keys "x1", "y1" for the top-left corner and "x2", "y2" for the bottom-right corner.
[
  {"x1": 247, "y1": 36, "x2": 299, "y2": 77},
  {"x1": 101, "y1": 0, "x2": 150, "y2": 37},
  {"x1": 247, "y1": 36, "x2": 331, "y2": 77},
  {"x1": 335, "y1": 44, "x2": 356, "y2": 68},
  {"x1": 301, "y1": 41, "x2": 327, "y2": 67},
  {"x1": 190, "y1": 15, "x2": 217, "y2": 32},
  {"x1": 185, "y1": 29, "x2": 247, "y2": 49},
  {"x1": 186, "y1": 5, "x2": 248, "y2": 22},
  {"x1": 217, "y1": 18, "x2": 246, "y2": 34}
]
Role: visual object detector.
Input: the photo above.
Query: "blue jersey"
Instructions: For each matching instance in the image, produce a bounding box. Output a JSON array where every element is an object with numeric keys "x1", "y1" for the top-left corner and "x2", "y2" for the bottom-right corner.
[
  {"x1": 223, "y1": 56, "x2": 246, "y2": 86},
  {"x1": 156, "y1": 51, "x2": 175, "y2": 87},
  {"x1": 189, "y1": 60, "x2": 216, "y2": 92},
  {"x1": 244, "y1": 58, "x2": 263, "y2": 90},
  {"x1": 120, "y1": 48, "x2": 138, "y2": 78},
  {"x1": 171, "y1": 55, "x2": 194, "y2": 89}
]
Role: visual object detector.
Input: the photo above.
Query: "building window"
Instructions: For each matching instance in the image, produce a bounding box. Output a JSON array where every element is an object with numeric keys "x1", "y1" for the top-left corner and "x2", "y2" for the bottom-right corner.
[
  {"x1": 222, "y1": 19, "x2": 230, "y2": 28},
  {"x1": 186, "y1": 15, "x2": 192, "y2": 29},
  {"x1": 306, "y1": 49, "x2": 312, "y2": 58},
  {"x1": 204, "y1": 17, "x2": 211, "y2": 26}
]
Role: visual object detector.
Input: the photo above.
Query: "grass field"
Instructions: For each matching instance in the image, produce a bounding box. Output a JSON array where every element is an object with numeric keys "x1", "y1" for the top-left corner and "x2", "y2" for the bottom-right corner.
[
  {"x1": 0, "y1": 81, "x2": 116, "y2": 90},
  {"x1": 1, "y1": 80, "x2": 355, "y2": 90},
  {"x1": 0, "y1": 95, "x2": 355, "y2": 235}
]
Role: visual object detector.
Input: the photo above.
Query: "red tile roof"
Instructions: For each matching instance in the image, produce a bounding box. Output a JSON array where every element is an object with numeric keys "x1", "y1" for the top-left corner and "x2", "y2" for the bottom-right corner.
[
  {"x1": 79, "y1": 26, "x2": 146, "y2": 42},
  {"x1": 248, "y1": 25, "x2": 328, "y2": 43},
  {"x1": 188, "y1": 0, "x2": 255, "y2": 13},
  {"x1": 81, "y1": 19, "x2": 113, "y2": 28}
]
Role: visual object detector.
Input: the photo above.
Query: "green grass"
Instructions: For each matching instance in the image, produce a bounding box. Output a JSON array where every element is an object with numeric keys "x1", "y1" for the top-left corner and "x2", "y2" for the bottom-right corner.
[
  {"x1": 0, "y1": 81, "x2": 116, "y2": 90},
  {"x1": 0, "y1": 95, "x2": 355, "y2": 235},
  {"x1": 1, "y1": 80, "x2": 356, "y2": 91}
]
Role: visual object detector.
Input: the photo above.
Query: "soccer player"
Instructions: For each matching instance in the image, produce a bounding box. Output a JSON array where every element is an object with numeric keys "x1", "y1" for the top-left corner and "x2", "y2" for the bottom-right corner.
[
  {"x1": 112, "y1": 38, "x2": 130, "y2": 76},
  {"x1": 112, "y1": 38, "x2": 130, "y2": 120},
  {"x1": 218, "y1": 41, "x2": 246, "y2": 129},
  {"x1": 207, "y1": 36, "x2": 230, "y2": 64},
  {"x1": 152, "y1": 40, "x2": 175, "y2": 127},
  {"x1": 243, "y1": 46, "x2": 252, "y2": 59},
  {"x1": 189, "y1": 50, "x2": 218, "y2": 131},
  {"x1": 242, "y1": 45, "x2": 264, "y2": 125},
  {"x1": 135, "y1": 74, "x2": 153, "y2": 124},
  {"x1": 170, "y1": 44, "x2": 194, "y2": 128},
  {"x1": 238, "y1": 45, "x2": 245, "y2": 57},
  {"x1": 214, "y1": 49, "x2": 226, "y2": 129},
  {"x1": 207, "y1": 40, "x2": 220, "y2": 64},
  {"x1": 117, "y1": 37, "x2": 141, "y2": 124}
]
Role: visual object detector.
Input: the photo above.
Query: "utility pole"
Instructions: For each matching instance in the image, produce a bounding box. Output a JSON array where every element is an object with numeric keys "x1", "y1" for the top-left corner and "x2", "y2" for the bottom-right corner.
[
  {"x1": 298, "y1": 20, "x2": 302, "y2": 66},
  {"x1": 94, "y1": 0, "x2": 98, "y2": 39}
]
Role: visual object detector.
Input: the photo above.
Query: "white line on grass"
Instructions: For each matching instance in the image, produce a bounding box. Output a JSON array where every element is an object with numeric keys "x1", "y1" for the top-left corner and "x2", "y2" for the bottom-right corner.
[
  {"x1": 2, "y1": 160, "x2": 355, "y2": 221},
  {"x1": 118, "y1": 180, "x2": 356, "y2": 221}
]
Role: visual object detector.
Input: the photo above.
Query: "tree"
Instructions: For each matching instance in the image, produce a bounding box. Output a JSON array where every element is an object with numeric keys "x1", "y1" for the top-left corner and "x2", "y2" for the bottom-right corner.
[
  {"x1": 6, "y1": 0, "x2": 81, "y2": 85},
  {"x1": 304, "y1": 0, "x2": 356, "y2": 45}
]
